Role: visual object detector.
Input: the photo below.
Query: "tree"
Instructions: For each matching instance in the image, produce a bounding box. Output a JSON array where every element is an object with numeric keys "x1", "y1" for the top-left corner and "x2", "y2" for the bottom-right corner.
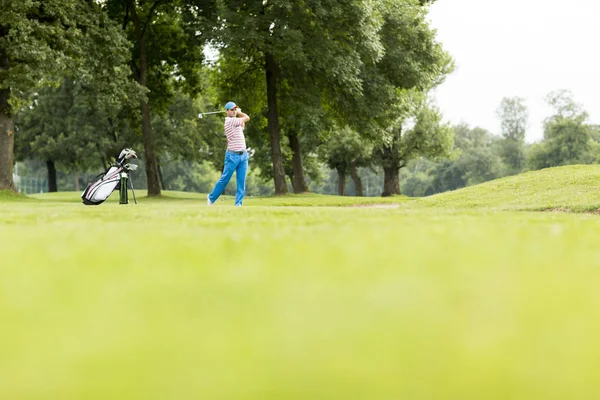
[
  {"x1": 320, "y1": 127, "x2": 373, "y2": 196},
  {"x1": 0, "y1": 0, "x2": 135, "y2": 191},
  {"x1": 527, "y1": 90, "x2": 593, "y2": 170},
  {"x1": 104, "y1": 0, "x2": 217, "y2": 196},
  {"x1": 453, "y1": 124, "x2": 503, "y2": 186},
  {"x1": 15, "y1": 79, "x2": 81, "y2": 192},
  {"x1": 15, "y1": 75, "x2": 142, "y2": 191},
  {"x1": 496, "y1": 97, "x2": 527, "y2": 175},
  {"x1": 279, "y1": 83, "x2": 331, "y2": 194},
  {"x1": 431, "y1": 124, "x2": 503, "y2": 192},
  {"x1": 216, "y1": 0, "x2": 386, "y2": 195},
  {"x1": 151, "y1": 87, "x2": 225, "y2": 181},
  {"x1": 333, "y1": 0, "x2": 453, "y2": 196},
  {"x1": 375, "y1": 97, "x2": 453, "y2": 196},
  {"x1": 397, "y1": 124, "x2": 505, "y2": 196},
  {"x1": 215, "y1": 46, "x2": 331, "y2": 195}
]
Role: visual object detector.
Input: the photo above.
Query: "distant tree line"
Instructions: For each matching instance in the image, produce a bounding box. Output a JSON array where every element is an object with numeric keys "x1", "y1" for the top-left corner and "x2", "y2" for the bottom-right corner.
[{"x1": 397, "y1": 90, "x2": 600, "y2": 197}]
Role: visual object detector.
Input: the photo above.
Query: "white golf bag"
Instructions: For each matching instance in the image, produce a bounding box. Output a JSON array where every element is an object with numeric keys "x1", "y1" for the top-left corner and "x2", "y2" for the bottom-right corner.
[{"x1": 81, "y1": 148, "x2": 138, "y2": 205}]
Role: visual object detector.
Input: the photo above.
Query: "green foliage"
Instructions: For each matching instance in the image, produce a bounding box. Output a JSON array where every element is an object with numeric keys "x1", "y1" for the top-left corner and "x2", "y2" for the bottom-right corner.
[
  {"x1": 217, "y1": 0, "x2": 382, "y2": 92},
  {"x1": 496, "y1": 97, "x2": 527, "y2": 174},
  {"x1": 494, "y1": 138, "x2": 526, "y2": 176},
  {"x1": 15, "y1": 77, "x2": 140, "y2": 171},
  {"x1": 341, "y1": 0, "x2": 454, "y2": 135},
  {"x1": 160, "y1": 159, "x2": 220, "y2": 192},
  {"x1": 320, "y1": 126, "x2": 373, "y2": 174},
  {"x1": 212, "y1": 0, "x2": 451, "y2": 193},
  {"x1": 213, "y1": 0, "x2": 383, "y2": 190},
  {"x1": 400, "y1": 124, "x2": 505, "y2": 196},
  {"x1": 152, "y1": 89, "x2": 221, "y2": 163},
  {"x1": 6, "y1": 0, "x2": 454, "y2": 197},
  {"x1": 373, "y1": 96, "x2": 454, "y2": 171},
  {"x1": 104, "y1": 0, "x2": 216, "y2": 111},
  {"x1": 1, "y1": 0, "x2": 137, "y2": 107},
  {"x1": 1, "y1": 0, "x2": 143, "y2": 190},
  {"x1": 450, "y1": 125, "x2": 504, "y2": 186},
  {"x1": 400, "y1": 170, "x2": 433, "y2": 197},
  {"x1": 401, "y1": 100, "x2": 454, "y2": 161},
  {"x1": 210, "y1": 55, "x2": 274, "y2": 180},
  {"x1": 527, "y1": 90, "x2": 593, "y2": 170},
  {"x1": 497, "y1": 97, "x2": 528, "y2": 141},
  {"x1": 1, "y1": 0, "x2": 78, "y2": 100}
]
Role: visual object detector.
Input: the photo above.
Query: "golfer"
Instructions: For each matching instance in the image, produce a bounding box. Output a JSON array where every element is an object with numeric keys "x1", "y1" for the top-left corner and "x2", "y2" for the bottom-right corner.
[{"x1": 207, "y1": 101, "x2": 250, "y2": 207}]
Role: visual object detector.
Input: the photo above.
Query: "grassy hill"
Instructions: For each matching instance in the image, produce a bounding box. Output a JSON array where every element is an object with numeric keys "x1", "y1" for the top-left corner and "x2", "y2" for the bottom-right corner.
[{"x1": 416, "y1": 165, "x2": 600, "y2": 212}]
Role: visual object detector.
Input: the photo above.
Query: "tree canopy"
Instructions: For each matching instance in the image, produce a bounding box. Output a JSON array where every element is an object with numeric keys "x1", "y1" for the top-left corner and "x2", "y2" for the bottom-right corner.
[
  {"x1": 4, "y1": 0, "x2": 469, "y2": 198},
  {"x1": 1, "y1": 0, "x2": 138, "y2": 190}
]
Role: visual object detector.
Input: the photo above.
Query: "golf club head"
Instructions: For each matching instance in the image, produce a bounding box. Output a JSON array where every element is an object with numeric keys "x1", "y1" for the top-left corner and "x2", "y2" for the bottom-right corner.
[
  {"x1": 117, "y1": 148, "x2": 137, "y2": 164},
  {"x1": 124, "y1": 163, "x2": 138, "y2": 172}
]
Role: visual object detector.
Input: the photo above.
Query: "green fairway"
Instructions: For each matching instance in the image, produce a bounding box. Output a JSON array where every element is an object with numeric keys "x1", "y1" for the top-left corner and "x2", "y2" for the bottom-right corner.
[{"x1": 3, "y1": 166, "x2": 600, "y2": 399}]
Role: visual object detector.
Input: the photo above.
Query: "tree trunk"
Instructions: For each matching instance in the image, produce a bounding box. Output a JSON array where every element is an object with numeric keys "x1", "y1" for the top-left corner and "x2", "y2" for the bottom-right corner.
[
  {"x1": 336, "y1": 167, "x2": 346, "y2": 196},
  {"x1": 350, "y1": 165, "x2": 363, "y2": 197},
  {"x1": 140, "y1": 102, "x2": 160, "y2": 195},
  {"x1": 381, "y1": 133, "x2": 401, "y2": 197},
  {"x1": 46, "y1": 160, "x2": 57, "y2": 192},
  {"x1": 75, "y1": 172, "x2": 80, "y2": 192},
  {"x1": 0, "y1": 38, "x2": 15, "y2": 191},
  {"x1": 157, "y1": 157, "x2": 165, "y2": 190},
  {"x1": 265, "y1": 52, "x2": 288, "y2": 195},
  {"x1": 129, "y1": 0, "x2": 161, "y2": 196},
  {"x1": 0, "y1": 89, "x2": 14, "y2": 191},
  {"x1": 382, "y1": 166, "x2": 400, "y2": 196},
  {"x1": 288, "y1": 131, "x2": 308, "y2": 193}
]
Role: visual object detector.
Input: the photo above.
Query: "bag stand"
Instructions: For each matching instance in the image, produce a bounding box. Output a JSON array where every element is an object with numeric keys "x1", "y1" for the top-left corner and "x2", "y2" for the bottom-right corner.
[{"x1": 119, "y1": 171, "x2": 138, "y2": 205}]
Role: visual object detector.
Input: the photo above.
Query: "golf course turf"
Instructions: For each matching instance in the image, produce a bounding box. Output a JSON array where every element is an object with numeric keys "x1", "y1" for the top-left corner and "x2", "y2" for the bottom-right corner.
[{"x1": 2, "y1": 165, "x2": 600, "y2": 399}]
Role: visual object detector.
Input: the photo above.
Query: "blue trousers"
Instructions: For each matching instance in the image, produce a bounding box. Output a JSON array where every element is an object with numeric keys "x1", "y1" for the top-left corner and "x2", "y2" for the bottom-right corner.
[{"x1": 208, "y1": 150, "x2": 249, "y2": 206}]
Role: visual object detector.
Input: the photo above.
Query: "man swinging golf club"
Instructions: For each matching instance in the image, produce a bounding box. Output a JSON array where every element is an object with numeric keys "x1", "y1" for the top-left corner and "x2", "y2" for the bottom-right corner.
[{"x1": 207, "y1": 101, "x2": 250, "y2": 207}]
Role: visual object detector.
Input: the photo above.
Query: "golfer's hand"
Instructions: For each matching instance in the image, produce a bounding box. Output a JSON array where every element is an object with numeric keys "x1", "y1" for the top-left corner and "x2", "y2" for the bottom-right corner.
[
  {"x1": 236, "y1": 108, "x2": 242, "y2": 116},
  {"x1": 236, "y1": 108, "x2": 250, "y2": 122}
]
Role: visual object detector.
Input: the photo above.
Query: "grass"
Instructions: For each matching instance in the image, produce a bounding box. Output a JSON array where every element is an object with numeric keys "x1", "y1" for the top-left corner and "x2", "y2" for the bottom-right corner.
[
  {"x1": 26, "y1": 189, "x2": 412, "y2": 207},
  {"x1": 0, "y1": 189, "x2": 29, "y2": 201},
  {"x1": 415, "y1": 164, "x2": 600, "y2": 212},
  {"x1": 2, "y1": 165, "x2": 600, "y2": 399}
]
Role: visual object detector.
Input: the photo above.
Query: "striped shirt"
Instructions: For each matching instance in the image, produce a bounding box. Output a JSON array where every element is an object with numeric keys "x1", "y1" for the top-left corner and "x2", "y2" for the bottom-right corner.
[{"x1": 224, "y1": 117, "x2": 247, "y2": 152}]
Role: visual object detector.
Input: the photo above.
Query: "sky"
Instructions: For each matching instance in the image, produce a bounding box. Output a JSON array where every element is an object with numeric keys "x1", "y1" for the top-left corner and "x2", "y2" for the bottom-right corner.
[{"x1": 427, "y1": 0, "x2": 600, "y2": 142}]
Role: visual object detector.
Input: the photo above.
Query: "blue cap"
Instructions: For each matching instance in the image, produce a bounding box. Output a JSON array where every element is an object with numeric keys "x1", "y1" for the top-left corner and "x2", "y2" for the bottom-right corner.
[{"x1": 225, "y1": 101, "x2": 238, "y2": 110}]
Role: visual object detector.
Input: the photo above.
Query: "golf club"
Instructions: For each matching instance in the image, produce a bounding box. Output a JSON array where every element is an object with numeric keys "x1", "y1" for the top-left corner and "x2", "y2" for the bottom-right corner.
[{"x1": 198, "y1": 110, "x2": 226, "y2": 119}]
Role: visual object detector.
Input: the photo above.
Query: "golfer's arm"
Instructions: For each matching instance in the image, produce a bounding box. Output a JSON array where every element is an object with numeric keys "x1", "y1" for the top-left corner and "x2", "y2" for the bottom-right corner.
[{"x1": 238, "y1": 112, "x2": 250, "y2": 123}]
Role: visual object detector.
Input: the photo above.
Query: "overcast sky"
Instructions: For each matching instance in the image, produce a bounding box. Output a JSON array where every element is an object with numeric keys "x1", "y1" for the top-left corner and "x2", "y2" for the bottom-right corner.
[{"x1": 427, "y1": 0, "x2": 600, "y2": 142}]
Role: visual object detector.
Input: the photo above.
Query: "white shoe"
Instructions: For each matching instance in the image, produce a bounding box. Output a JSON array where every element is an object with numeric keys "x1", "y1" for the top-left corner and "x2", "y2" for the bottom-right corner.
[{"x1": 207, "y1": 194, "x2": 213, "y2": 206}]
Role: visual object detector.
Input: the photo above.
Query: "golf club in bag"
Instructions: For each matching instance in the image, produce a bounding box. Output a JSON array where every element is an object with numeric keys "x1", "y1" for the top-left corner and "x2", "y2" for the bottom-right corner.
[{"x1": 81, "y1": 148, "x2": 138, "y2": 205}]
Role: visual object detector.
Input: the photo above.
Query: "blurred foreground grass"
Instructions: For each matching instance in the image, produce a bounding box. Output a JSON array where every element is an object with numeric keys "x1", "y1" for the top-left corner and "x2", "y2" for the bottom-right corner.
[{"x1": 3, "y1": 190, "x2": 600, "y2": 399}]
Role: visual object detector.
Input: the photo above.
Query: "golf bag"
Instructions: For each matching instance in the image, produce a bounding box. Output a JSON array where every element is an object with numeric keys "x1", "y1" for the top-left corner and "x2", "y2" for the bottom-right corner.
[{"x1": 81, "y1": 148, "x2": 138, "y2": 205}]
